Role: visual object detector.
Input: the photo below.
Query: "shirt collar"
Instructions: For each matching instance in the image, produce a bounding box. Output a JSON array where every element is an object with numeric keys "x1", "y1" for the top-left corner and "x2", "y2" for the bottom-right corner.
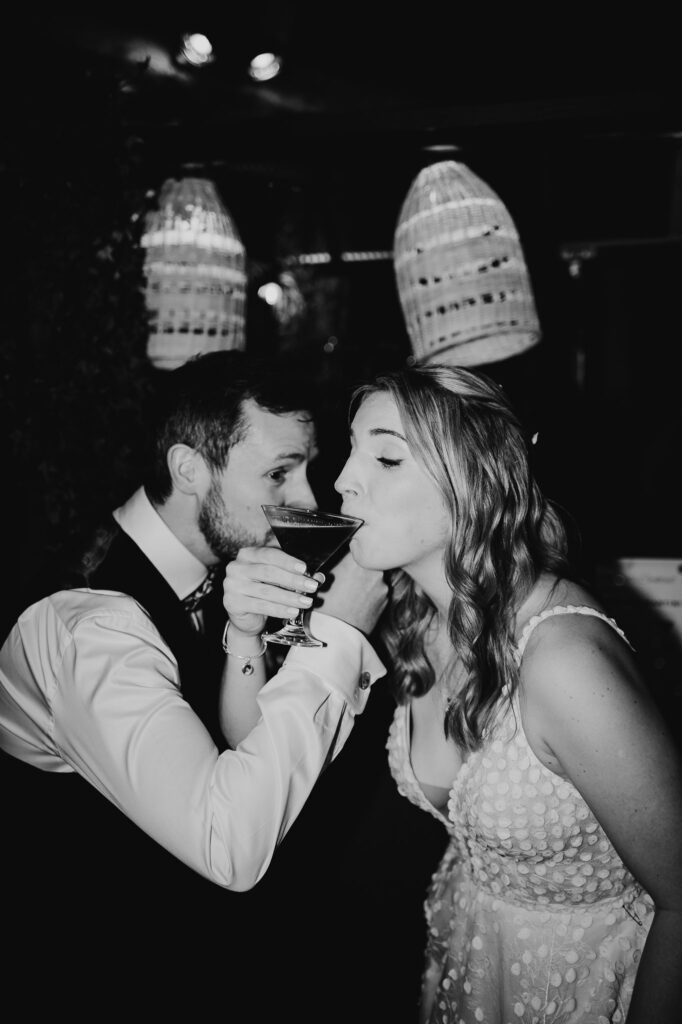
[{"x1": 112, "y1": 486, "x2": 208, "y2": 601}]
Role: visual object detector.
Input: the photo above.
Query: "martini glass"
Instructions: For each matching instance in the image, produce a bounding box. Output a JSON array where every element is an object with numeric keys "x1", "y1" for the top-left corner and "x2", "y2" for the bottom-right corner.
[{"x1": 261, "y1": 504, "x2": 364, "y2": 647}]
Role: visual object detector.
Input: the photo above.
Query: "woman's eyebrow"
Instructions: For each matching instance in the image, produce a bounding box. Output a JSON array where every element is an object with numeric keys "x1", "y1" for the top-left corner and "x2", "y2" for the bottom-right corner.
[
  {"x1": 348, "y1": 426, "x2": 408, "y2": 442},
  {"x1": 368, "y1": 427, "x2": 408, "y2": 442}
]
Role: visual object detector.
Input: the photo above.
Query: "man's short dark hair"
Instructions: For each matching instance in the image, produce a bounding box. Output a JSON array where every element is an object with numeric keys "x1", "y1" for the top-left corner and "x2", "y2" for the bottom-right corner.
[{"x1": 144, "y1": 350, "x2": 313, "y2": 504}]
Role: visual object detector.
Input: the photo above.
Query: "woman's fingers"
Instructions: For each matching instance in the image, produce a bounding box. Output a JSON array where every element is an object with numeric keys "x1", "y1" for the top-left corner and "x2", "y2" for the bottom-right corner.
[
  {"x1": 237, "y1": 546, "x2": 308, "y2": 573},
  {"x1": 236, "y1": 547, "x2": 325, "y2": 584},
  {"x1": 226, "y1": 563, "x2": 319, "y2": 596},
  {"x1": 227, "y1": 580, "x2": 316, "y2": 616},
  {"x1": 223, "y1": 545, "x2": 319, "y2": 622}
]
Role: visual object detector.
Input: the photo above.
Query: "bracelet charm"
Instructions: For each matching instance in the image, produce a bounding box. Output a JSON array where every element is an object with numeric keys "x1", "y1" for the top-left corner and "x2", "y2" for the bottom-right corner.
[{"x1": 221, "y1": 622, "x2": 268, "y2": 675}]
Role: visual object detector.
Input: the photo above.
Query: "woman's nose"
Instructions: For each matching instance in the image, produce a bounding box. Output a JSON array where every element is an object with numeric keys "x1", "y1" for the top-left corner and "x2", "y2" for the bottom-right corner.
[{"x1": 334, "y1": 458, "x2": 357, "y2": 497}]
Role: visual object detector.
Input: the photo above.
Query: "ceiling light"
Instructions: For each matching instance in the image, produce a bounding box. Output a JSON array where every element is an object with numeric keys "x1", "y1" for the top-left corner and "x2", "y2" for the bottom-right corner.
[
  {"x1": 178, "y1": 33, "x2": 214, "y2": 67},
  {"x1": 248, "y1": 52, "x2": 282, "y2": 82},
  {"x1": 422, "y1": 143, "x2": 462, "y2": 154},
  {"x1": 258, "y1": 282, "x2": 283, "y2": 306}
]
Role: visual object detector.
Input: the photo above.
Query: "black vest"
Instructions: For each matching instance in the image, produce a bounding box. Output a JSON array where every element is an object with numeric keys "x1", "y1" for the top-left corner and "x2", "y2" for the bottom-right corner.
[
  {"x1": 85, "y1": 520, "x2": 228, "y2": 748},
  {"x1": 2, "y1": 520, "x2": 262, "y2": 1006}
]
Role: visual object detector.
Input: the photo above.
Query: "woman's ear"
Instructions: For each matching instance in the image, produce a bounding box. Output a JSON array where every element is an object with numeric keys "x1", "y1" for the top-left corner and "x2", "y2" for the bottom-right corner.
[{"x1": 166, "y1": 444, "x2": 210, "y2": 497}]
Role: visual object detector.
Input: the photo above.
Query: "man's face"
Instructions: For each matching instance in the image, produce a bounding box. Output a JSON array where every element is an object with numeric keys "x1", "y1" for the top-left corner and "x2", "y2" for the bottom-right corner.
[{"x1": 198, "y1": 398, "x2": 318, "y2": 561}]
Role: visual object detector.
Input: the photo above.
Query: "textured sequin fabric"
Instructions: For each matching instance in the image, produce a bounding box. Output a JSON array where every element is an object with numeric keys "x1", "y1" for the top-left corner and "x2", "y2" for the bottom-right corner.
[{"x1": 386, "y1": 607, "x2": 654, "y2": 1023}]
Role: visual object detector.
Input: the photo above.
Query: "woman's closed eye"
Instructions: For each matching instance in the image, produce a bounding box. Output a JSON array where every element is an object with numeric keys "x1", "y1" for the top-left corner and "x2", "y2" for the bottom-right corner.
[{"x1": 378, "y1": 457, "x2": 402, "y2": 468}]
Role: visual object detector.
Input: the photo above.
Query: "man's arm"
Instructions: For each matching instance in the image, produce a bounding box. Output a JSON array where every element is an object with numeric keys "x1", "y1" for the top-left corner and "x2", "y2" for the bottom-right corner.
[{"x1": 51, "y1": 598, "x2": 385, "y2": 891}]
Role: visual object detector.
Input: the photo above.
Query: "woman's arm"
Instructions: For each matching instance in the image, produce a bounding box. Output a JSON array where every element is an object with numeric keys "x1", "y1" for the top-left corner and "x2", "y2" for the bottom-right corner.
[
  {"x1": 219, "y1": 622, "x2": 270, "y2": 745},
  {"x1": 521, "y1": 614, "x2": 682, "y2": 1024},
  {"x1": 219, "y1": 546, "x2": 320, "y2": 747},
  {"x1": 219, "y1": 547, "x2": 388, "y2": 748}
]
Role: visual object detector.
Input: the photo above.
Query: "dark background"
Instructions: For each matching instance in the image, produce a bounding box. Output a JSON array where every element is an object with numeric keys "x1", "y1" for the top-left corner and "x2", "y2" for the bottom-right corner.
[{"x1": 2, "y1": 9, "x2": 681, "y2": 1018}]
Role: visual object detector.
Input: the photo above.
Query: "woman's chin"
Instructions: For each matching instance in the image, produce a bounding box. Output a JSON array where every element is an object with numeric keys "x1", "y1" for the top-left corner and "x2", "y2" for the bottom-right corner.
[
  {"x1": 349, "y1": 534, "x2": 370, "y2": 564},
  {"x1": 349, "y1": 535, "x2": 387, "y2": 572}
]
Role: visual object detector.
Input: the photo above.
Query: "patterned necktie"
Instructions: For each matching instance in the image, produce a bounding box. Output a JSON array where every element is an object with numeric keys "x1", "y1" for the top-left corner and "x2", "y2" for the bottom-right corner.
[{"x1": 182, "y1": 567, "x2": 221, "y2": 632}]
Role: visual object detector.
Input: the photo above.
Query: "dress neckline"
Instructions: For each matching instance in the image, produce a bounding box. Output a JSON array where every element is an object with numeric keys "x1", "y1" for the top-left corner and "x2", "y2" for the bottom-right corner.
[
  {"x1": 402, "y1": 702, "x2": 472, "y2": 826},
  {"x1": 398, "y1": 605, "x2": 632, "y2": 826}
]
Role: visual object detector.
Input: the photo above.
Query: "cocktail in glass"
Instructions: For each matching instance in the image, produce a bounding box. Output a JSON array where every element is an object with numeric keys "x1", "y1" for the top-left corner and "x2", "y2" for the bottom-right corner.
[{"x1": 261, "y1": 504, "x2": 364, "y2": 647}]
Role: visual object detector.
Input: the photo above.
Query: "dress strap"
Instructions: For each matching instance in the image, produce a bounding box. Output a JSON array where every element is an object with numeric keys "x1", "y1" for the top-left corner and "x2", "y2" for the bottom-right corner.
[{"x1": 516, "y1": 604, "x2": 633, "y2": 664}]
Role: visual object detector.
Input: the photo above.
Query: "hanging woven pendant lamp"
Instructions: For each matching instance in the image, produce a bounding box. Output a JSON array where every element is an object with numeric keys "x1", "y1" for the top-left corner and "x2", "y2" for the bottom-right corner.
[
  {"x1": 393, "y1": 160, "x2": 540, "y2": 366},
  {"x1": 141, "y1": 177, "x2": 247, "y2": 370}
]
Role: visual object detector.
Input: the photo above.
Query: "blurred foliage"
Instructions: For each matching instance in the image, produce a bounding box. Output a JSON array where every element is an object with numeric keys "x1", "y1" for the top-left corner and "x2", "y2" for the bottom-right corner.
[{"x1": 1, "y1": 61, "x2": 156, "y2": 595}]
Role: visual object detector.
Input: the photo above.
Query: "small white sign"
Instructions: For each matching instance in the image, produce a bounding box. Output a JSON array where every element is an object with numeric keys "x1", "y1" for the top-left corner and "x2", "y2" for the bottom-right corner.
[{"x1": 598, "y1": 557, "x2": 682, "y2": 638}]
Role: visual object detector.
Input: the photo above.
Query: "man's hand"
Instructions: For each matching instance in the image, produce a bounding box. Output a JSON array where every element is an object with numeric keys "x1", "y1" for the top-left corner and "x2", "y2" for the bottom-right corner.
[
  {"x1": 314, "y1": 551, "x2": 388, "y2": 636},
  {"x1": 223, "y1": 546, "x2": 321, "y2": 637}
]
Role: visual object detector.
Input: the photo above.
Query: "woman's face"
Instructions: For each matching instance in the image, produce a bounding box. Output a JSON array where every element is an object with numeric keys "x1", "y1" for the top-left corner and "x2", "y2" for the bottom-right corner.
[{"x1": 334, "y1": 391, "x2": 450, "y2": 576}]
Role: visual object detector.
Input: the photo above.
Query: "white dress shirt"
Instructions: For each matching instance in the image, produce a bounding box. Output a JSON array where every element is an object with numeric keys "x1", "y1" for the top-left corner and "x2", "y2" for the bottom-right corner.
[
  {"x1": 0, "y1": 590, "x2": 385, "y2": 891},
  {"x1": 114, "y1": 485, "x2": 215, "y2": 631},
  {"x1": 113, "y1": 485, "x2": 208, "y2": 599}
]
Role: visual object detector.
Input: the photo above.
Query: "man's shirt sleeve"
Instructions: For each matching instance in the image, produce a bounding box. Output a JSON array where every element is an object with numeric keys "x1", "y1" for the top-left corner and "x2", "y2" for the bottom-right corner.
[{"x1": 5, "y1": 594, "x2": 385, "y2": 890}]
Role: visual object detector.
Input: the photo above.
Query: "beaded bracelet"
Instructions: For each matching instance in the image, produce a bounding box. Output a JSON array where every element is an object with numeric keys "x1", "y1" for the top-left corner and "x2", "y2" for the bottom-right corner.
[{"x1": 221, "y1": 621, "x2": 267, "y2": 675}]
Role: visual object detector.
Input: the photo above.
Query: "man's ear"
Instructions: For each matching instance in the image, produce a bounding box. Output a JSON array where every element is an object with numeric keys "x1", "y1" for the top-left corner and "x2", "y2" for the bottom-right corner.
[{"x1": 167, "y1": 444, "x2": 211, "y2": 497}]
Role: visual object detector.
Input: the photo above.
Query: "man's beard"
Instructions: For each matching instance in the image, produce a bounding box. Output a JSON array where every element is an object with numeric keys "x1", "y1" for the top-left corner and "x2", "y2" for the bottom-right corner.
[{"x1": 198, "y1": 477, "x2": 266, "y2": 562}]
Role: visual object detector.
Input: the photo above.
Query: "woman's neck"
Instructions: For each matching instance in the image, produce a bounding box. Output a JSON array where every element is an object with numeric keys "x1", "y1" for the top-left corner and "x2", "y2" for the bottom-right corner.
[{"x1": 403, "y1": 552, "x2": 452, "y2": 621}]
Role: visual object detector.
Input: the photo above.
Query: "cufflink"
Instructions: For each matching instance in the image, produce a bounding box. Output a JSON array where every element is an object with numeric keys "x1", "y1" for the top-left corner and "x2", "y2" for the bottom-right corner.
[{"x1": 359, "y1": 671, "x2": 371, "y2": 690}]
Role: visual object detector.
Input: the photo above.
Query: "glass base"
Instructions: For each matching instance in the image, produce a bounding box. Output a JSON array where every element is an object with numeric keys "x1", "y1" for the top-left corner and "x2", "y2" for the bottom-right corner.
[{"x1": 262, "y1": 621, "x2": 326, "y2": 648}]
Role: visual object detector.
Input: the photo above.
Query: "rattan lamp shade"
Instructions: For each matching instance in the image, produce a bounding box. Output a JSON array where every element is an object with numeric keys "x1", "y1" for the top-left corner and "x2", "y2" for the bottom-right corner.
[
  {"x1": 141, "y1": 177, "x2": 246, "y2": 370},
  {"x1": 394, "y1": 161, "x2": 540, "y2": 366}
]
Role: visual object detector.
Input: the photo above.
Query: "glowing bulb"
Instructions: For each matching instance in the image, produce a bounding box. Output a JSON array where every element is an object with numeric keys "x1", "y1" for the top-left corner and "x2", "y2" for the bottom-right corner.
[
  {"x1": 180, "y1": 33, "x2": 214, "y2": 67},
  {"x1": 248, "y1": 52, "x2": 282, "y2": 82},
  {"x1": 258, "y1": 282, "x2": 283, "y2": 306}
]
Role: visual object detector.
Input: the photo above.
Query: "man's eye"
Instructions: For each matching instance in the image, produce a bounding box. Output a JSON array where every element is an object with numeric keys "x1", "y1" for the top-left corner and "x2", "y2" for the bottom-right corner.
[
  {"x1": 378, "y1": 457, "x2": 401, "y2": 468},
  {"x1": 268, "y1": 469, "x2": 288, "y2": 482}
]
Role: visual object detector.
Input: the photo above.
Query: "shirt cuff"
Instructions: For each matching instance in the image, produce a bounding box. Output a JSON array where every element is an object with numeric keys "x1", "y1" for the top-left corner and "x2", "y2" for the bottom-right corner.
[{"x1": 281, "y1": 611, "x2": 386, "y2": 715}]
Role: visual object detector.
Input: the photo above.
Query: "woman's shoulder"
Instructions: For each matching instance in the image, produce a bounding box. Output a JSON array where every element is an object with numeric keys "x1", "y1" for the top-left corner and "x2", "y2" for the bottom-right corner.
[
  {"x1": 515, "y1": 576, "x2": 603, "y2": 626},
  {"x1": 515, "y1": 578, "x2": 640, "y2": 709},
  {"x1": 515, "y1": 577, "x2": 609, "y2": 649}
]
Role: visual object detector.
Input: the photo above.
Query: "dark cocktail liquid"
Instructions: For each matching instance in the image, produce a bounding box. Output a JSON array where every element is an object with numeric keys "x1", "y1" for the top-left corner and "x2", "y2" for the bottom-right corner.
[{"x1": 271, "y1": 521, "x2": 360, "y2": 572}]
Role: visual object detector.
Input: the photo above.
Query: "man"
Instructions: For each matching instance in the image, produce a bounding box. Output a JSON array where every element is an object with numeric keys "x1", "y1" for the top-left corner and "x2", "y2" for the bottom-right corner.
[{"x1": 0, "y1": 350, "x2": 388, "y2": 1014}]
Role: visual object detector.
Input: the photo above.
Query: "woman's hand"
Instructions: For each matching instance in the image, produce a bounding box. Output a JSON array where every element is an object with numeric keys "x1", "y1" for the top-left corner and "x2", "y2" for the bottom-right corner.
[{"x1": 223, "y1": 546, "x2": 321, "y2": 637}]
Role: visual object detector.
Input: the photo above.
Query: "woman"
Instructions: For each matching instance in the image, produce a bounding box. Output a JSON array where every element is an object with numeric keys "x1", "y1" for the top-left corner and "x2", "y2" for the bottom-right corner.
[{"x1": 222, "y1": 364, "x2": 682, "y2": 1024}]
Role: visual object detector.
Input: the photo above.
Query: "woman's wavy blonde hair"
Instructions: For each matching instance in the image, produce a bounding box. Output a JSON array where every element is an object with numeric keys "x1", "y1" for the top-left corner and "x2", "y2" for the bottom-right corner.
[{"x1": 350, "y1": 363, "x2": 571, "y2": 751}]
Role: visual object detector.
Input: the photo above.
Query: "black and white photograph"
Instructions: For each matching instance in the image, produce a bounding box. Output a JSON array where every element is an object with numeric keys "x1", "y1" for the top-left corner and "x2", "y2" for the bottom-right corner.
[{"x1": 1, "y1": 9, "x2": 681, "y2": 1023}]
